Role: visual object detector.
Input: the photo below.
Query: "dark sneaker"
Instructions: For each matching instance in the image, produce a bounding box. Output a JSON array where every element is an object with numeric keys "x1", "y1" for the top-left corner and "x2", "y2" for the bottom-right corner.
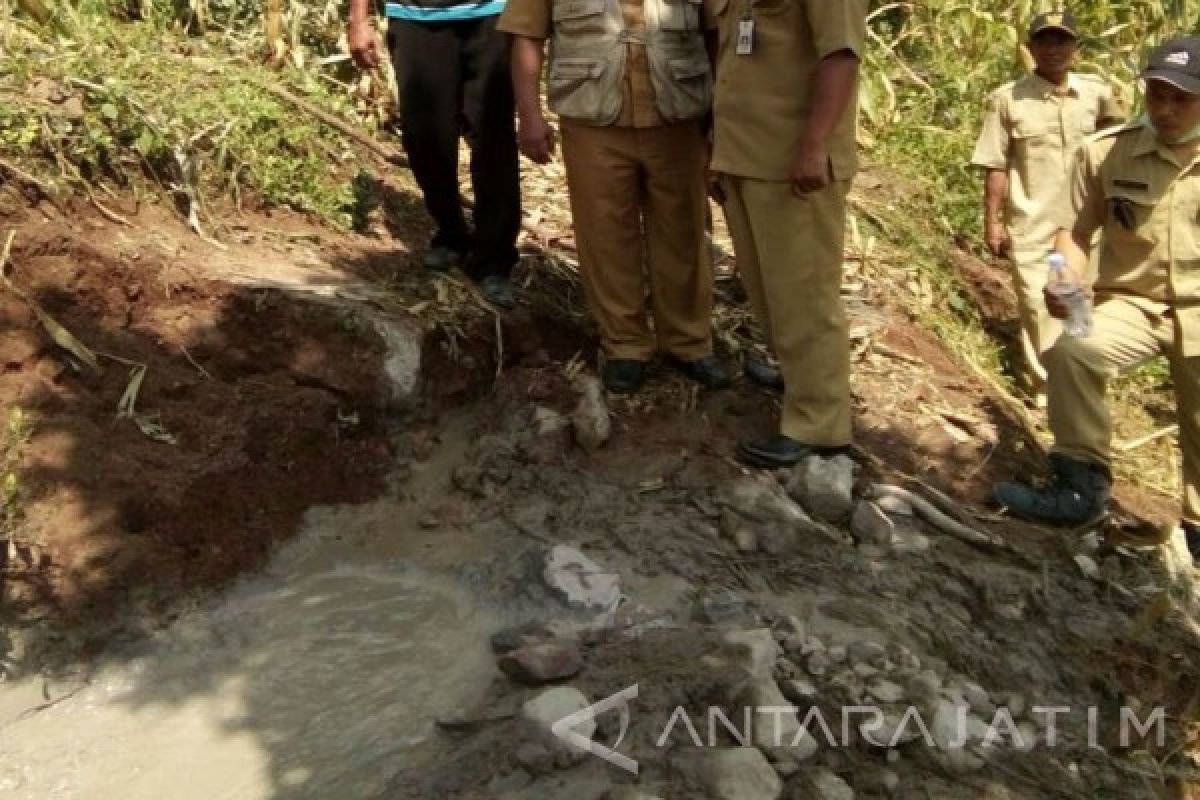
[
  {"x1": 667, "y1": 355, "x2": 732, "y2": 390},
  {"x1": 744, "y1": 356, "x2": 784, "y2": 392},
  {"x1": 479, "y1": 274, "x2": 515, "y2": 310},
  {"x1": 993, "y1": 454, "x2": 1111, "y2": 526},
  {"x1": 421, "y1": 246, "x2": 464, "y2": 272},
  {"x1": 603, "y1": 359, "x2": 648, "y2": 394},
  {"x1": 737, "y1": 435, "x2": 849, "y2": 469},
  {"x1": 1183, "y1": 520, "x2": 1200, "y2": 562}
]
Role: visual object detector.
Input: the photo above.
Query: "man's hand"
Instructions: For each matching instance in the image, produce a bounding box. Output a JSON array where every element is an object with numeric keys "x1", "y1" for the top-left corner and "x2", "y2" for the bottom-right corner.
[
  {"x1": 788, "y1": 143, "x2": 831, "y2": 196},
  {"x1": 518, "y1": 113, "x2": 556, "y2": 164},
  {"x1": 985, "y1": 220, "x2": 1011, "y2": 258},
  {"x1": 349, "y1": 19, "x2": 381, "y2": 69}
]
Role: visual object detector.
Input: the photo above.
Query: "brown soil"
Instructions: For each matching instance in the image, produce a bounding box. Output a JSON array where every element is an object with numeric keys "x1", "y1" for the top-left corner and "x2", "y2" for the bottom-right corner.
[{"x1": 1, "y1": 203, "x2": 395, "y2": 624}]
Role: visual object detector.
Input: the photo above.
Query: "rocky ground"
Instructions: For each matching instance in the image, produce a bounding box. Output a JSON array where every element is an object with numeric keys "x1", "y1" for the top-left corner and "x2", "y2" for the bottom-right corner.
[{"x1": 2, "y1": 166, "x2": 1199, "y2": 798}]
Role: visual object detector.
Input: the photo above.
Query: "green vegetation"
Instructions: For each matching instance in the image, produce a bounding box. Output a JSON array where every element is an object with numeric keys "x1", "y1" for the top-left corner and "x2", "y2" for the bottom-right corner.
[
  {"x1": 1, "y1": 408, "x2": 32, "y2": 545},
  {"x1": 0, "y1": 0, "x2": 390, "y2": 227}
]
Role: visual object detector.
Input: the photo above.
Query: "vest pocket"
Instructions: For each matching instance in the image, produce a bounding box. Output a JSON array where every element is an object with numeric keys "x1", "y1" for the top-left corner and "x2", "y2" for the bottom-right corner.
[
  {"x1": 657, "y1": 56, "x2": 711, "y2": 122},
  {"x1": 659, "y1": 0, "x2": 701, "y2": 31},
  {"x1": 552, "y1": 0, "x2": 607, "y2": 33},
  {"x1": 549, "y1": 58, "x2": 615, "y2": 123}
]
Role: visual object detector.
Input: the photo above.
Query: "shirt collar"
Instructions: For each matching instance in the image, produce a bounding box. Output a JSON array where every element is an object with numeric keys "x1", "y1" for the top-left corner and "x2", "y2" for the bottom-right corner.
[{"x1": 1030, "y1": 71, "x2": 1080, "y2": 98}]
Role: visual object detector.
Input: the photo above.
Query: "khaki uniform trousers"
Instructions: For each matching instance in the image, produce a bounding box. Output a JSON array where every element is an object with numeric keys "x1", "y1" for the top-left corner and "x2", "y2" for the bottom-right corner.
[
  {"x1": 1045, "y1": 295, "x2": 1200, "y2": 522},
  {"x1": 559, "y1": 121, "x2": 713, "y2": 361},
  {"x1": 720, "y1": 175, "x2": 853, "y2": 446},
  {"x1": 1011, "y1": 252, "x2": 1063, "y2": 395}
]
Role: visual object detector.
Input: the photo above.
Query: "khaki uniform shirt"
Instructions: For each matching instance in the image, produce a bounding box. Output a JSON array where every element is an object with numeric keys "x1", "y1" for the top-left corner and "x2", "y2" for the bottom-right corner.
[
  {"x1": 971, "y1": 73, "x2": 1125, "y2": 259},
  {"x1": 1055, "y1": 123, "x2": 1200, "y2": 355},
  {"x1": 499, "y1": 0, "x2": 687, "y2": 128},
  {"x1": 708, "y1": 0, "x2": 866, "y2": 182}
]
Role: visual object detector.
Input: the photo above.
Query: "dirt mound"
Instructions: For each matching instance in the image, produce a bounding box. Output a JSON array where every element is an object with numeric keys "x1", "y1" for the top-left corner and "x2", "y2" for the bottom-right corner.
[{"x1": 1, "y1": 213, "x2": 395, "y2": 624}]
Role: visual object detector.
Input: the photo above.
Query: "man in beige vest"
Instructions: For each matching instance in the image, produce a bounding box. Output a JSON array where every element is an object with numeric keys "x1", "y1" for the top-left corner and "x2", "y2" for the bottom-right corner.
[
  {"x1": 971, "y1": 11, "x2": 1125, "y2": 405},
  {"x1": 499, "y1": 0, "x2": 730, "y2": 394},
  {"x1": 708, "y1": 0, "x2": 865, "y2": 467},
  {"x1": 994, "y1": 36, "x2": 1200, "y2": 562}
]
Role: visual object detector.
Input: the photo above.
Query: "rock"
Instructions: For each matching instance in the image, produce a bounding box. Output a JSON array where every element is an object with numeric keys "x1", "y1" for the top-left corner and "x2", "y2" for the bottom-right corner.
[
  {"x1": 772, "y1": 615, "x2": 807, "y2": 654},
  {"x1": 522, "y1": 406, "x2": 572, "y2": 463},
  {"x1": 851, "y1": 501, "x2": 894, "y2": 545},
  {"x1": 852, "y1": 663, "x2": 880, "y2": 680},
  {"x1": 757, "y1": 522, "x2": 804, "y2": 556},
  {"x1": 827, "y1": 645, "x2": 847, "y2": 663},
  {"x1": 881, "y1": 770, "x2": 900, "y2": 792},
  {"x1": 800, "y1": 636, "x2": 826, "y2": 657},
  {"x1": 515, "y1": 741, "x2": 556, "y2": 774},
  {"x1": 868, "y1": 679, "x2": 906, "y2": 705},
  {"x1": 607, "y1": 789, "x2": 665, "y2": 800},
  {"x1": 1013, "y1": 721, "x2": 1039, "y2": 752},
  {"x1": 1002, "y1": 692, "x2": 1028, "y2": 719},
  {"x1": 887, "y1": 644, "x2": 921, "y2": 674},
  {"x1": 520, "y1": 687, "x2": 595, "y2": 765},
  {"x1": 906, "y1": 670, "x2": 941, "y2": 709},
  {"x1": 735, "y1": 529, "x2": 760, "y2": 553},
  {"x1": 738, "y1": 677, "x2": 819, "y2": 762},
  {"x1": 775, "y1": 658, "x2": 801, "y2": 682},
  {"x1": 786, "y1": 454, "x2": 856, "y2": 523},
  {"x1": 723, "y1": 629, "x2": 781, "y2": 682},
  {"x1": 875, "y1": 492, "x2": 913, "y2": 516},
  {"x1": 961, "y1": 681, "x2": 994, "y2": 716},
  {"x1": 722, "y1": 476, "x2": 814, "y2": 527},
  {"x1": 543, "y1": 545, "x2": 621, "y2": 612},
  {"x1": 847, "y1": 640, "x2": 888, "y2": 668},
  {"x1": 889, "y1": 530, "x2": 931, "y2": 553},
  {"x1": 781, "y1": 678, "x2": 819, "y2": 705},
  {"x1": 498, "y1": 640, "x2": 584, "y2": 685},
  {"x1": 696, "y1": 589, "x2": 753, "y2": 626},
  {"x1": 533, "y1": 406, "x2": 570, "y2": 436},
  {"x1": 805, "y1": 768, "x2": 855, "y2": 800},
  {"x1": 806, "y1": 651, "x2": 831, "y2": 677},
  {"x1": 572, "y1": 375, "x2": 612, "y2": 452},
  {"x1": 1073, "y1": 554, "x2": 1101, "y2": 579},
  {"x1": 490, "y1": 620, "x2": 576, "y2": 655},
  {"x1": 861, "y1": 711, "x2": 924, "y2": 748},
  {"x1": 673, "y1": 747, "x2": 782, "y2": 800},
  {"x1": 886, "y1": 749, "x2": 900, "y2": 764}
]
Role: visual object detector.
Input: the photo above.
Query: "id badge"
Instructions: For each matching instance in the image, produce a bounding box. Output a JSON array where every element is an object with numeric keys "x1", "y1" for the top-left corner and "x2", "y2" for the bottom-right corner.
[{"x1": 736, "y1": 17, "x2": 754, "y2": 55}]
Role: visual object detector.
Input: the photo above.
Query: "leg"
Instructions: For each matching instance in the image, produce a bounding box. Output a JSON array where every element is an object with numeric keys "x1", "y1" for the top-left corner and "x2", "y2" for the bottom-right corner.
[
  {"x1": 560, "y1": 124, "x2": 655, "y2": 362},
  {"x1": 639, "y1": 123, "x2": 713, "y2": 361},
  {"x1": 741, "y1": 179, "x2": 852, "y2": 447},
  {"x1": 1010, "y1": 253, "x2": 1062, "y2": 397},
  {"x1": 389, "y1": 19, "x2": 469, "y2": 253},
  {"x1": 1167, "y1": 345, "x2": 1200, "y2": 526},
  {"x1": 720, "y1": 175, "x2": 772, "y2": 352},
  {"x1": 459, "y1": 15, "x2": 521, "y2": 278}
]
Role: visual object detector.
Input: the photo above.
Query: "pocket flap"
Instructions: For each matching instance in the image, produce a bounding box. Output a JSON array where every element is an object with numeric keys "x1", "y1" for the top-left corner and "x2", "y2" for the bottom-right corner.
[
  {"x1": 553, "y1": 0, "x2": 605, "y2": 21},
  {"x1": 669, "y1": 58, "x2": 709, "y2": 81},
  {"x1": 1011, "y1": 122, "x2": 1055, "y2": 140},
  {"x1": 551, "y1": 58, "x2": 606, "y2": 81}
]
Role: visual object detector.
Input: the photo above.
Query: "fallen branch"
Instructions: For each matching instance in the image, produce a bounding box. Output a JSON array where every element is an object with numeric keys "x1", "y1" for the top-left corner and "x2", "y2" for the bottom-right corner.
[
  {"x1": 870, "y1": 483, "x2": 1010, "y2": 554},
  {"x1": 1116, "y1": 424, "x2": 1178, "y2": 453},
  {"x1": 0, "y1": 157, "x2": 54, "y2": 197},
  {"x1": 249, "y1": 77, "x2": 406, "y2": 166}
]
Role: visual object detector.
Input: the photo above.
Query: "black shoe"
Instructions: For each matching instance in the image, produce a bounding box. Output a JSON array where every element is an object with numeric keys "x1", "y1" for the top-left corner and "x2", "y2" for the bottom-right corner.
[
  {"x1": 667, "y1": 355, "x2": 732, "y2": 390},
  {"x1": 744, "y1": 357, "x2": 784, "y2": 392},
  {"x1": 603, "y1": 360, "x2": 647, "y2": 394},
  {"x1": 1183, "y1": 521, "x2": 1200, "y2": 562},
  {"x1": 737, "y1": 435, "x2": 848, "y2": 469},
  {"x1": 421, "y1": 246, "x2": 464, "y2": 272},
  {"x1": 993, "y1": 454, "x2": 1111, "y2": 526},
  {"x1": 479, "y1": 274, "x2": 515, "y2": 310}
]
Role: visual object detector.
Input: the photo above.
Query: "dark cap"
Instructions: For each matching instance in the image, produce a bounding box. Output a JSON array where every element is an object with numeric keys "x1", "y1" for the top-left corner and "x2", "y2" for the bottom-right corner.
[
  {"x1": 1029, "y1": 10, "x2": 1079, "y2": 40},
  {"x1": 1142, "y1": 36, "x2": 1200, "y2": 95}
]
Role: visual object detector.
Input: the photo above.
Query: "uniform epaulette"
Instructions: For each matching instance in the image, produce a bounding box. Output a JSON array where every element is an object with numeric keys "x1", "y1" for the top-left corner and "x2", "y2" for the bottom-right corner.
[{"x1": 1088, "y1": 119, "x2": 1145, "y2": 142}]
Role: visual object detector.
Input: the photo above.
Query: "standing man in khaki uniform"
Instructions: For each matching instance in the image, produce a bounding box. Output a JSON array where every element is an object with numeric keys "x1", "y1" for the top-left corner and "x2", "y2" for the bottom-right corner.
[
  {"x1": 994, "y1": 36, "x2": 1200, "y2": 562},
  {"x1": 498, "y1": 0, "x2": 731, "y2": 394},
  {"x1": 971, "y1": 11, "x2": 1125, "y2": 405},
  {"x1": 708, "y1": 0, "x2": 866, "y2": 467}
]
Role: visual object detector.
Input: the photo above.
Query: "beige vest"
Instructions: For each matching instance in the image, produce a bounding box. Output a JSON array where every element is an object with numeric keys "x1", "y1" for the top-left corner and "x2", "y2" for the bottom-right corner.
[{"x1": 547, "y1": 0, "x2": 710, "y2": 125}]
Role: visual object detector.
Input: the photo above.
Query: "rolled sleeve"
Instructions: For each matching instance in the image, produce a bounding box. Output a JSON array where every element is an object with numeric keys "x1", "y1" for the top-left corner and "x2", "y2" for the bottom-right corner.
[
  {"x1": 969, "y1": 92, "x2": 1009, "y2": 170},
  {"x1": 805, "y1": 0, "x2": 867, "y2": 60},
  {"x1": 497, "y1": 0, "x2": 551, "y2": 38},
  {"x1": 1054, "y1": 144, "x2": 1104, "y2": 237}
]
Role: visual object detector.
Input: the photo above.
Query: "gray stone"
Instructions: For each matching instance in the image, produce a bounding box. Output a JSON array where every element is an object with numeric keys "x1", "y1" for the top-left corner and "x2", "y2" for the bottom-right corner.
[
  {"x1": 852, "y1": 663, "x2": 880, "y2": 679},
  {"x1": 673, "y1": 747, "x2": 783, "y2": 800},
  {"x1": 1014, "y1": 721, "x2": 1039, "y2": 752},
  {"x1": 786, "y1": 454, "x2": 856, "y2": 523},
  {"x1": 868, "y1": 679, "x2": 906, "y2": 705},
  {"x1": 722, "y1": 476, "x2": 814, "y2": 527},
  {"x1": 738, "y1": 677, "x2": 819, "y2": 762},
  {"x1": 887, "y1": 644, "x2": 921, "y2": 674},
  {"x1": 847, "y1": 640, "x2": 888, "y2": 668},
  {"x1": 806, "y1": 768, "x2": 855, "y2": 800},
  {"x1": 875, "y1": 492, "x2": 914, "y2": 516},
  {"x1": 696, "y1": 589, "x2": 753, "y2": 626},
  {"x1": 370, "y1": 313, "x2": 422, "y2": 410},
  {"x1": 827, "y1": 645, "x2": 847, "y2": 663},
  {"x1": 543, "y1": 545, "x2": 620, "y2": 612},
  {"x1": 851, "y1": 501, "x2": 894, "y2": 545},
  {"x1": 860, "y1": 710, "x2": 925, "y2": 748},
  {"x1": 572, "y1": 376, "x2": 611, "y2": 452},
  {"x1": 723, "y1": 629, "x2": 781, "y2": 682},
  {"x1": 498, "y1": 640, "x2": 584, "y2": 685},
  {"x1": 806, "y1": 651, "x2": 831, "y2": 677},
  {"x1": 781, "y1": 678, "x2": 819, "y2": 705},
  {"x1": 606, "y1": 789, "x2": 664, "y2": 800},
  {"x1": 735, "y1": 529, "x2": 760, "y2": 553},
  {"x1": 961, "y1": 681, "x2": 994, "y2": 717},
  {"x1": 515, "y1": 741, "x2": 556, "y2": 774},
  {"x1": 520, "y1": 687, "x2": 595, "y2": 763},
  {"x1": 881, "y1": 770, "x2": 900, "y2": 792}
]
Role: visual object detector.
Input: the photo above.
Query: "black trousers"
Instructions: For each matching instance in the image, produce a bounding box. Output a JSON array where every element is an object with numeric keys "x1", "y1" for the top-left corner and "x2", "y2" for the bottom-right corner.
[{"x1": 390, "y1": 15, "x2": 521, "y2": 278}]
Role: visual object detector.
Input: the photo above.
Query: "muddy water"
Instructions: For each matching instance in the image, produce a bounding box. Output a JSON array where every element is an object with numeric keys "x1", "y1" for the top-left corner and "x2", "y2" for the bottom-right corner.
[{"x1": 0, "y1": 514, "x2": 503, "y2": 800}]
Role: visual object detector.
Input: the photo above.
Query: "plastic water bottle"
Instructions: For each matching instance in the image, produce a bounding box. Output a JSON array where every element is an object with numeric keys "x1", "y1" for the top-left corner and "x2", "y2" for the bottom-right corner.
[{"x1": 1046, "y1": 252, "x2": 1092, "y2": 337}]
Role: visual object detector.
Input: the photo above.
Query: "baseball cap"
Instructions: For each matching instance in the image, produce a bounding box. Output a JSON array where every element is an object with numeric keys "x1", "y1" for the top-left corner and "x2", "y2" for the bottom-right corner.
[
  {"x1": 1142, "y1": 36, "x2": 1200, "y2": 95},
  {"x1": 1028, "y1": 11, "x2": 1079, "y2": 39}
]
